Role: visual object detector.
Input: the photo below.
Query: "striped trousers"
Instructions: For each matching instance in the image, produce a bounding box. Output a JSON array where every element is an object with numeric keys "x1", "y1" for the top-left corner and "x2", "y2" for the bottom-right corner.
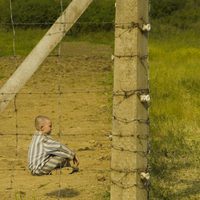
[{"x1": 39, "y1": 156, "x2": 71, "y2": 175}]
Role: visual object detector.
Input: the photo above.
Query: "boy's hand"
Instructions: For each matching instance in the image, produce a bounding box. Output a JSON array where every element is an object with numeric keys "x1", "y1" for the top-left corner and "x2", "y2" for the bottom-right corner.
[
  {"x1": 73, "y1": 155, "x2": 79, "y2": 167},
  {"x1": 69, "y1": 155, "x2": 79, "y2": 174}
]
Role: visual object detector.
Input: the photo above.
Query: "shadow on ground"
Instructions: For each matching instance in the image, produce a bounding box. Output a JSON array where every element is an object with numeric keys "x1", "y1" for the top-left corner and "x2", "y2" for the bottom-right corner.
[{"x1": 46, "y1": 188, "x2": 80, "y2": 198}]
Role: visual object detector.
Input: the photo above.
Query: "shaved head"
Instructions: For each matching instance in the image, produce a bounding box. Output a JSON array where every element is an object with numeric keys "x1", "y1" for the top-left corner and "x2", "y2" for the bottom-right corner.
[{"x1": 35, "y1": 115, "x2": 50, "y2": 131}]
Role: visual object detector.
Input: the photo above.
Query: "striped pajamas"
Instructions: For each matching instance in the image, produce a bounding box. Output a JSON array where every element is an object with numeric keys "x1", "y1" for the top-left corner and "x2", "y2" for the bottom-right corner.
[
  {"x1": 41, "y1": 156, "x2": 71, "y2": 175},
  {"x1": 28, "y1": 131, "x2": 75, "y2": 175}
]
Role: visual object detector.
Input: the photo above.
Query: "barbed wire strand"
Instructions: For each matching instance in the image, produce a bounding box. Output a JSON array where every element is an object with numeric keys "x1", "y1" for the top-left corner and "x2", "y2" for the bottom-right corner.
[
  {"x1": 57, "y1": 0, "x2": 64, "y2": 58},
  {"x1": 0, "y1": 131, "x2": 111, "y2": 137},
  {"x1": 8, "y1": 164, "x2": 15, "y2": 199},
  {"x1": 0, "y1": 21, "x2": 149, "y2": 41},
  {"x1": 14, "y1": 95, "x2": 19, "y2": 157},
  {"x1": 0, "y1": 21, "x2": 147, "y2": 26},
  {"x1": 58, "y1": 1, "x2": 64, "y2": 198},
  {"x1": 9, "y1": 0, "x2": 16, "y2": 57},
  {"x1": 0, "y1": 89, "x2": 112, "y2": 95},
  {"x1": 8, "y1": 0, "x2": 17, "y2": 198},
  {"x1": 45, "y1": 22, "x2": 148, "y2": 37},
  {"x1": 0, "y1": 168, "x2": 111, "y2": 172}
]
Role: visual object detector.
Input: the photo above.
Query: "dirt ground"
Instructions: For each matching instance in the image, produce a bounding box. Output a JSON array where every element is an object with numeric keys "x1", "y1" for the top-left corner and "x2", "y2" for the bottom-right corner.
[{"x1": 0, "y1": 42, "x2": 113, "y2": 200}]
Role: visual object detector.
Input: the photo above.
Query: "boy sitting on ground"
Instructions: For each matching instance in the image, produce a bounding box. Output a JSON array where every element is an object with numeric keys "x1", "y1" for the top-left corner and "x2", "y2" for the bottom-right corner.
[{"x1": 28, "y1": 115, "x2": 79, "y2": 175}]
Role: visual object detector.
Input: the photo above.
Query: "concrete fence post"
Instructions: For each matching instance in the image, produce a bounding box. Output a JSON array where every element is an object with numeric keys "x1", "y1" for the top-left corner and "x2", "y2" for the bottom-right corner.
[{"x1": 111, "y1": 0, "x2": 150, "y2": 199}]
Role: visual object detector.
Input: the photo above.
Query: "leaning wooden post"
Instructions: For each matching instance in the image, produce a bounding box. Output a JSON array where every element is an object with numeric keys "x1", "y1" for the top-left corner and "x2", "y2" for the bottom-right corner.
[
  {"x1": 111, "y1": 0, "x2": 150, "y2": 199},
  {"x1": 0, "y1": 0, "x2": 93, "y2": 112}
]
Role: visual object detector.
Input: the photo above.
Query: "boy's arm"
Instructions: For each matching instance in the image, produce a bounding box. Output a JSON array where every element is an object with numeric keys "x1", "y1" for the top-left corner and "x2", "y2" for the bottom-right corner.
[{"x1": 43, "y1": 136, "x2": 75, "y2": 160}]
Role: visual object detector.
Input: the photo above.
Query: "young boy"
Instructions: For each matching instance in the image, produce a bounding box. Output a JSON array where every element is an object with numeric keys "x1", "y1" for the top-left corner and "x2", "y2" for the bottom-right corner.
[{"x1": 28, "y1": 115, "x2": 79, "y2": 175}]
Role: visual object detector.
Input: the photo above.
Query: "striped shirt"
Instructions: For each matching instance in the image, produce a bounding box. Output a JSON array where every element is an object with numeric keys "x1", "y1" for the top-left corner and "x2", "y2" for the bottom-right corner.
[{"x1": 28, "y1": 131, "x2": 75, "y2": 175}]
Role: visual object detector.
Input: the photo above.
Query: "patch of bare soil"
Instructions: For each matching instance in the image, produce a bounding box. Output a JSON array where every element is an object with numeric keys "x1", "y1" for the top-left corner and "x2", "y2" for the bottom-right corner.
[{"x1": 0, "y1": 42, "x2": 113, "y2": 199}]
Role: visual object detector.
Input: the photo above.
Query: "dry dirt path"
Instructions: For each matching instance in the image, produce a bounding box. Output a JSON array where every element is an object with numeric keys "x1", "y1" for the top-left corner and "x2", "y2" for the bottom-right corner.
[{"x1": 0, "y1": 42, "x2": 113, "y2": 200}]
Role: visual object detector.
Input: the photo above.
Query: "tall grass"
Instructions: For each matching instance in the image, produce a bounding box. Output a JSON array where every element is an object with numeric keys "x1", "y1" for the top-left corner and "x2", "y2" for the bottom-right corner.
[
  {"x1": 150, "y1": 30, "x2": 200, "y2": 132},
  {"x1": 149, "y1": 30, "x2": 200, "y2": 199}
]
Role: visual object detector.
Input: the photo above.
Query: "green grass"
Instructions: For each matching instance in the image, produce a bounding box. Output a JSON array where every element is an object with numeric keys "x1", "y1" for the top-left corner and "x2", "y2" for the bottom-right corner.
[
  {"x1": 65, "y1": 31, "x2": 114, "y2": 46},
  {"x1": 150, "y1": 30, "x2": 200, "y2": 131},
  {"x1": 149, "y1": 30, "x2": 200, "y2": 199},
  {"x1": 0, "y1": 28, "x2": 114, "y2": 56},
  {"x1": 0, "y1": 28, "x2": 46, "y2": 56}
]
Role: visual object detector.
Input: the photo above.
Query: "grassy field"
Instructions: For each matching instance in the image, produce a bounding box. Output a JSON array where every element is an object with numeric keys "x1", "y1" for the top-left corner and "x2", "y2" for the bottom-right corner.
[
  {"x1": 0, "y1": 28, "x2": 200, "y2": 199},
  {"x1": 0, "y1": 28, "x2": 46, "y2": 56},
  {"x1": 0, "y1": 28, "x2": 114, "y2": 56},
  {"x1": 149, "y1": 29, "x2": 200, "y2": 199}
]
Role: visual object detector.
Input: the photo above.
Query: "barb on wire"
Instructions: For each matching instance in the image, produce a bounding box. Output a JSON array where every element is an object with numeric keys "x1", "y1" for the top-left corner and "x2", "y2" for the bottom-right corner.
[
  {"x1": 111, "y1": 167, "x2": 150, "y2": 190},
  {"x1": 112, "y1": 132, "x2": 149, "y2": 140},
  {"x1": 0, "y1": 99, "x2": 10, "y2": 103},
  {"x1": 115, "y1": 23, "x2": 150, "y2": 40},
  {"x1": 114, "y1": 54, "x2": 149, "y2": 74},
  {"x1": 111, "y1": 180, "x2": 137, "y2": 189},
  {"x1": 111, "y1": 167, "x2": 147, "y2": 174},
  {"x1": 115, "y1": 20, "x2": 151, "y2": 33},
  {"x1": 113, "y1": 115, "x2": 149, "y2": 125},
  {"x1": 112, "y1": 145, "x2": 148, "y2": 157},
  {"x1": 113, "y1": 88, "x2": 150, "y2": 111},
  {"x1": 113, "y1": 88, "x2": 149, "y2": 98},
  {"x1": 14, "y1": 95, "x2": 18, "y2": 157},
  {"x1": 114, "y1": 54, "x2": 147, "y2": 59}
]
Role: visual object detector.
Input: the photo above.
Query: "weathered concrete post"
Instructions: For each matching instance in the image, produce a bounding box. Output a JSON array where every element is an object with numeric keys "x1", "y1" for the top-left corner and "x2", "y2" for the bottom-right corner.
[
  {"x1": 0, "y1": 0, "x2": 93, "y2": 112},
  {"x1": 111, "y1": 0, "x2": 149, "y2": 199}
]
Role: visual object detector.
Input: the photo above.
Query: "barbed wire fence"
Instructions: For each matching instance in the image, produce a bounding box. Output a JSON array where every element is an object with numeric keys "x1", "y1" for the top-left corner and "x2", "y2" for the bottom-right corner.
[
  {"x1": 0, "y1": 0, "x2": 150, "y2": 199},
  {"x1": 2, "y1": 1, "x2": 199, "y2": 199},
  {"x1": 0, "y1": 1, "x2": 114, "y2": 199}
]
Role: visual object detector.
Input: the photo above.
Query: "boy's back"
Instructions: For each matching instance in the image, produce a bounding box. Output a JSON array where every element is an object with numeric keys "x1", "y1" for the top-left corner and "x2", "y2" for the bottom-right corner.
[{"x1": 28, "y1": 132, "x2": 51, "y2": 175}]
